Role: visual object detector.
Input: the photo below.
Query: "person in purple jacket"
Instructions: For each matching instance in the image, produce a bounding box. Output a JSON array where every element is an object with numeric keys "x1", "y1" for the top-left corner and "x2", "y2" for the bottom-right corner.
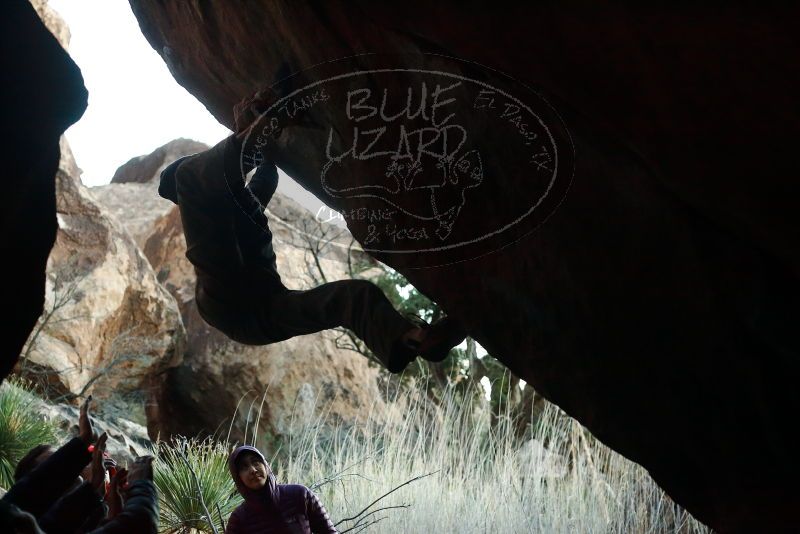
[{"x1": 225, "y1": 446, "x2": 337, "y2": 534}]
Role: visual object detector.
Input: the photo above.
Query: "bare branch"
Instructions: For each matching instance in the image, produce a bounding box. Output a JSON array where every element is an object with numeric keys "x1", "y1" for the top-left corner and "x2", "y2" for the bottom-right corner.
[
  {"x1": 177, "y1": 445, "x2": 220, "y2": 534},
  {"x1": 310, "y1": 452, "x2": 380, "y2": 492},
  {"x1": 334, "y1": 471, "x2": 438, "y2": 527},
  {"x1": 215, "y1": 500, "x2": 227, "y2": 533},
  {"x1": 310, "y1": 472, "x2": 377, "y2": 492},
  {"x1": 350, "y1": 505, "x2": 410, "y2": 530},
  {"x1": 342, "y1": 516, "x2": 388, "y2": 534}
]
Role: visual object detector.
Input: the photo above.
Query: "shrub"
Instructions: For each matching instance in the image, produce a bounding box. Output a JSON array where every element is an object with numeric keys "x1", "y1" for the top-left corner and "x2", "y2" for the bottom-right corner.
[
  {"x1": 153, "y1": 437, "x2": 242, "y2": 533},
  {"x1": 0, "y1": 379, "x2": 59, "y2": 490}
]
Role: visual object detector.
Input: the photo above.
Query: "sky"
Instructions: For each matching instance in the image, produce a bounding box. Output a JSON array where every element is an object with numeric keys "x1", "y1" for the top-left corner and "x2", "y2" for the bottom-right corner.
[{"x1": 49, "y1": 0, "x2": 230, "y2": 186}]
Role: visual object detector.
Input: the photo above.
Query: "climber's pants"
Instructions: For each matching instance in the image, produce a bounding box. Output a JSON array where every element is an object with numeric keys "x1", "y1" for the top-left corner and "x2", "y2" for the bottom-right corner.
[{"x1": 175, "y1": 136, "x2": 414, "y2": 368}]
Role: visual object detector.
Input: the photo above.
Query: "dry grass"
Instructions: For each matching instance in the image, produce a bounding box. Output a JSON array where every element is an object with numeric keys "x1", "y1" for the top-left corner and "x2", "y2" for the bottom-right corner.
[{"x1": 247, "y1": 384, "x2": 713, "y2": 534}]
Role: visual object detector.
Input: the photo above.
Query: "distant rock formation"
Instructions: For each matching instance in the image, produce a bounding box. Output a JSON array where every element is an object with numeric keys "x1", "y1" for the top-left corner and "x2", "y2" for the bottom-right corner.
[
  {"x1": 110, "y1": 138, "x2": 210, "y2": 185},
  {"x1": 33, "y1": 394, "x2": 151, "y2": 463}
]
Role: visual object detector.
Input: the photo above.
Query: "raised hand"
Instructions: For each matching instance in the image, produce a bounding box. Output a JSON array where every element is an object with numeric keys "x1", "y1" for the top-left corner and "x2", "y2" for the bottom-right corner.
[
  {"x1": 106, "y1": 467, "x2": 128, "y2": 518},
  {"x1": 127, "y1": 456, "x2": 155, "y2": 485},
  {"x1": 78, "y1": 395, "x2": 97, "y2": 445},
  {"x1": 89, "y1": 432, "x2": 109, "y2": 493}
]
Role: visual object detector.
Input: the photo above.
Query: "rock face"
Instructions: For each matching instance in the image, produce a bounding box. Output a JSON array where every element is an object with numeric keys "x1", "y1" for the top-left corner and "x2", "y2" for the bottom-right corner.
[
  {"x1": 94, "y1": 140, "x2": 386, "y2": 444},
  {"x1": 127, "y1": 3, "x2": 800, "y2": 532},
  {"x1": 19, "y1": 138, "x2": 185, "y2": 424},
  {"x1": 28, "y1": 0, "x2": 70, "y2": 47},
  {"x1": 1, "y1": 0, "x2": 87, "y2": 380}
]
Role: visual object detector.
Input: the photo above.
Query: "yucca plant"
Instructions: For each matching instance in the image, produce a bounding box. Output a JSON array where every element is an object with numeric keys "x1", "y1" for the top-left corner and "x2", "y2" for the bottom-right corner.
[
  {"x1": 153, "y1": 437, "x2": 242, "y2": 533},
  {"x1": 0, "y1": 379, "x2": 59, "y2": 489}
]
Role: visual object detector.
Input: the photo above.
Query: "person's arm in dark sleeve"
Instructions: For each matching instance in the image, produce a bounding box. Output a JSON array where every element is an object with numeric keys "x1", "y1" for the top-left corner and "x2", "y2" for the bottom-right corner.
[
  {"x1": 1, "y1": 437, "x2": 91, "y2": 517},
  {"x1": 38, "y1": 482, "x2": 104, "y2": 534},
  {"x1": 304, "y1": 487, "x2": 338, "y2": 534},
  {"x1": 87, "y1": 480, "x2": 158, "y2": 534},
  {"x1": 247, "y1": 161, "x2": 279, "y2": 205}
]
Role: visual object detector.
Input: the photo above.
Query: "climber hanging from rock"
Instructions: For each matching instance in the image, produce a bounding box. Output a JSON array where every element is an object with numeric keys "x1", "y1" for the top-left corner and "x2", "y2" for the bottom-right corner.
[{"x1": 157, "y1": 88, "x2": 466, "y2": 373}]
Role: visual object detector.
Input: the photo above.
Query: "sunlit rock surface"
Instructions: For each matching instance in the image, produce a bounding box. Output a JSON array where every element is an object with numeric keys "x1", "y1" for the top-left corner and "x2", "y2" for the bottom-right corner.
[{"x1": 22, "y1": 138, "x2": 185, "y2": 422}]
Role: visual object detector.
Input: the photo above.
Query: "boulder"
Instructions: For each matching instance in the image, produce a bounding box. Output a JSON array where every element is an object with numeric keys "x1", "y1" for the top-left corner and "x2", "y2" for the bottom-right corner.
[
  {"x1": 110, "y1": 138, "x2": 209, "y2": 185},
  {"x1": 19, "y1": 138, "x2": 186, "y2": 425},
  {"x1": 9, "y1": 0, "x2": 183, "y2": 431},
  {"x1": 126, "y1": 3, "x2": 800, "y2": 531}
]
